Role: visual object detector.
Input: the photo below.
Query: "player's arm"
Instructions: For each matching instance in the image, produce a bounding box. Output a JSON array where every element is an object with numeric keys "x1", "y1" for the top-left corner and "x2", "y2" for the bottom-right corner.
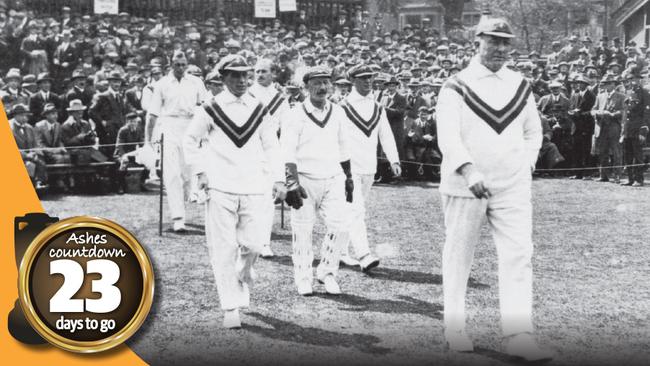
[
  {"x1": 260, "y1": 112, "x2": 287, "y2": 203},
  {"x1": 146, "y1": 83, "x2": 163, "y2": 143},
  {"x1": 437, "y1": 81, "x2": 487, "y2": 198},
  {"x1": 277, "y1": 109, "x2": 306, "y2": 209},
  {"x1": 182, "y1": 106, "x2": 211, "y2": 188},
  {"x1": 337, "y1": 108, "x2": 353, "y2": 202},
  {"x1": 436, "y1": 82, "x2": 475, "y2": 173},
  {"x1": 377, "y1": 107, "x2": 401, "y2": 176},
  {"x1": 523, "y1": 93, "x2": 543, "y2": 172}
]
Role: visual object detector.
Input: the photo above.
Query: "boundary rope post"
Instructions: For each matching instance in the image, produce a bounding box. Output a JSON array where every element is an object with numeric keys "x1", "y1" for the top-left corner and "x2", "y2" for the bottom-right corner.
[{"x1": 159, "y1": 134, "x2": 164, "y2": 236}]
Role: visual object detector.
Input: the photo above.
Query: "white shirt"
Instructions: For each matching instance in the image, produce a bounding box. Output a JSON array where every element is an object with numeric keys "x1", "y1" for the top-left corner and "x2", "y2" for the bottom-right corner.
[
  {"x1": 141, "y1": 82, "x2": 156, "y2": 112},
  {"x1": 249, "y1": 82, "x2": 289, "y2": 130},
  {"x1": 343, "y1": 88, "x2": 399, "y2": 175},
  {"x1": 183, "y1": 88, "x2": 282, "y2": 195},
  {"x1": 148, "y1": 72, "x2": 208, "y2": 119},
  {"x1": 436, "y1": 57, "x2": 542, "y2": 197},
  {"x1": 280, "y1": 99, "x2": 350, "y2": 179}
]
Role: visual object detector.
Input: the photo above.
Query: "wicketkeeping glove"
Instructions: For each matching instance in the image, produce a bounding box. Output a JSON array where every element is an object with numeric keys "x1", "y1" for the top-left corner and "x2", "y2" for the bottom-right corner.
[
  {"x1": 341, "y1": 160, "x2": 354, "y2": 202},
  {"x1": 285, "y1": 163, "x2": 308, "y2": 209}
]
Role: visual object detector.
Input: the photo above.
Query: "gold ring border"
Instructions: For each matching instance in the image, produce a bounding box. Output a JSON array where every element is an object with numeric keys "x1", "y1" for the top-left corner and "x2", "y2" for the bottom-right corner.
[{"x1": 18, "y1": 216, "x2": 155, "y2": 353}]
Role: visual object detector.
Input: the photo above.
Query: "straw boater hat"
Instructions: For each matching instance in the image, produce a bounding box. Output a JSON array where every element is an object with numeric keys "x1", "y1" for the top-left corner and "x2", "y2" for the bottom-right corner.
[{"x1": 66, "y1": 99, "x2": 87, "y2": 112}]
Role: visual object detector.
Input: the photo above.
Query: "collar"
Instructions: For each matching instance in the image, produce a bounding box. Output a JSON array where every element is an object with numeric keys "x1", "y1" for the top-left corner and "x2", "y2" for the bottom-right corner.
[
  {"x1": 465, "y1": 57, "x2": 509, "y2": 80},
  {"x1": 304, "y1": 98, "x2": 330, "y2": 114},
  {"x1": 348, "y1": 88, "x2": 374, "y2": 102},
  {"x1": 217, "y1": 88, "x2": 256, "y2": 107}
]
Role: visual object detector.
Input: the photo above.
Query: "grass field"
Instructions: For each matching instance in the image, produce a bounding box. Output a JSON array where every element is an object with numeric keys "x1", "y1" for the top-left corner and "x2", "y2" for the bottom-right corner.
[{"x1": 41, "y1": 178, "x2": 650, "y2": 366}]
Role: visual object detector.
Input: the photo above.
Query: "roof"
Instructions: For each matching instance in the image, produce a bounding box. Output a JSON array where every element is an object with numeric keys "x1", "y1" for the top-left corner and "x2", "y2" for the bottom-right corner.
[{"x1": 613, "y1": 0, "x2": 649, "y2": 27}]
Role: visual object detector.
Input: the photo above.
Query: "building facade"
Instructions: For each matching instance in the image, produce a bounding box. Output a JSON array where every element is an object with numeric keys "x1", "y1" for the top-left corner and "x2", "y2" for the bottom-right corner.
[{"x1": 613, "y1": 0, "x2": 650, "y2": 46}]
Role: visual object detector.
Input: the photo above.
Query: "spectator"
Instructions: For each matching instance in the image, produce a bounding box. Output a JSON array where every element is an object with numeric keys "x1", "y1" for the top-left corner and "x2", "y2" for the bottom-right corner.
[
  {"x1": 34, "y1": 102, "x2": 69, "y2": 164},
  {"x1": 10, "y1": 103, "x2": 47, "y2": 189}
]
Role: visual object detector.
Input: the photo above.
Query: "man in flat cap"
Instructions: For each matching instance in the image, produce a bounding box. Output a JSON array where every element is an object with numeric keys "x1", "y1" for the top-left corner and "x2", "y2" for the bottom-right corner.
[
  {"x1": 279, "y1": 66, "x2": 353, "y2": 296},
  {"x1": 147, "y1": 50, "x2": 208, "y2": 232},
  {"x1": 591, "y1": 74, "x2": 625, "y2": 183},
  {"x1": 34, "y1": 102, "x2": 68, "y2": 162},
  {"x1": 620, "y1": 71, "x2": 650, "y2": 186},
  {"x1": 567, "y1": 73, "x2": 596, "y2": 179},
  {"x1": 340, "y1": 64, "x2": 401, "y2": 272},
  {"x1": 538, "y1": 80, "x2": 572, "y2": 169},
  {"x1": 183, "y1": 54, "x2": 285, "y2": 328},
  {"x1": 29, "y1": 73, "x2": 62, "y2": 125},
  {"x1": 11, "y1": 104, "x2": 47, "y2": 189},
  {"x1": 436, "y1": 18, "x2": 552, "y2": 361},
  {"x1": 114, "y1": 112, "x2": 146, "y2": 194},
  {"x1": 89, "y1": 71, "x2": 128, "y2": 157}
]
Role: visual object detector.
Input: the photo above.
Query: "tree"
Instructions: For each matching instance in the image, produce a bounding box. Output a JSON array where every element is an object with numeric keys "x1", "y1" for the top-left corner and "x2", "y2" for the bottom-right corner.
[
  {"x1": 440, "y1": 0, "x2": 467, "y2": 34},
  {"x1": 476, "y1": 0, "x2": 600, "y2": 53}
]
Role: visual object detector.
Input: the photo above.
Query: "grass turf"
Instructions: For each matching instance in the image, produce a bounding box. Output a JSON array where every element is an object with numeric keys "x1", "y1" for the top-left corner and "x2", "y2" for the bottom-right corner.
[{"x1": 41, "y1": 178, "x2": 650, "y2": 366}]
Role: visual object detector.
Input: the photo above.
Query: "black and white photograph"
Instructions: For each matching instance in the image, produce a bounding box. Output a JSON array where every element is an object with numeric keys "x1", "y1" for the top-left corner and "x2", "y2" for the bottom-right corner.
[{"x1": 5, "y1": 0, "x2": 649, "y2": 364}]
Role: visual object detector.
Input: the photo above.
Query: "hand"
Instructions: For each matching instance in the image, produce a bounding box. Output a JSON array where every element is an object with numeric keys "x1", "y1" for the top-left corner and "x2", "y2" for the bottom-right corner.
[
  {"x1": 285, "y1": 186, "x2": 308, "y2": 210},
  {"x1": 407, "y1": 131, "x2": 415, "y2": 137},
  {"x1": 619, "y1": 135, "x2": 625, "y2": 144},
  {"x1": 423, "y1": 134, "x2": 433, "y2": 141},
  {"x1": 102, "y1": 120, "x2": 108, "y2": 127},
  {"x1": 62, "y1": 62, "x2": 69, "y2": 68},
  {"x1": 344, "y1": 177, "x2": 354, "y2": 203},
  {"x1": 459, "y1": 163, "x2": 491, "y2": 199},
  {"x1": 468, "y1": 178, "x2": 491, "y2": 199},
  {"x1": 640, "y1": 135, "x2": 647, "y2": 144},
  {"x1": 391, "y1": 162, "x2": 402, "y2": 177},
  {"x1": 272, "y1": 181, "x2": 287, "y2": 204},
  {"x1": 197, "y1": 172, "x2": 208, "y2": 191}
]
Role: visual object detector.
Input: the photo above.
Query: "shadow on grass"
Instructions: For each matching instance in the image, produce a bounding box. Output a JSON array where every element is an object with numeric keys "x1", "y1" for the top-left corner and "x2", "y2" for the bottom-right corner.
[
  {"x1": 245, "y1": 312, "x2": 391, "y2": 355},
  {"x1": 373, "y1": 180, "x2": 439, "y2": 189},
  {"x1": 271, "y1": 232, "x2": 292, "y2": 241},
  {"x1": 263, "y1": 256, "x2": 489, "y2": 289},
  {"x1": 163, "y1": 228, "x2": 205, "y2": 236},
  {"x1": 313, "y1": 293, "x2": 443, "y2": 320},
  {"x1": 474, "y1": 347, "x2": 553, "y2": 365}
]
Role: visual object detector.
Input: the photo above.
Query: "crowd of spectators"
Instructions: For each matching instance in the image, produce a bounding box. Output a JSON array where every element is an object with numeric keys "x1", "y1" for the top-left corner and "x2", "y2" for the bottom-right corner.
[{"x1": 4, "y1": 4, "x2": 649, "y2": 192}]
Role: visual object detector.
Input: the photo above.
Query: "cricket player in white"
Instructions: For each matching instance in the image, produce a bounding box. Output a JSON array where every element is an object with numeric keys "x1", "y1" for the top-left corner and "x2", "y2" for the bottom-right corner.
[
  {"x1": 280, "y1": 66, "x2": 354, "y2": 296},
  {"x1": 341, "y1": 65, "x2": 401, "y2": 272},
  {"x1": 436, "y1": 19, "x2": 552, "y2": 361},
  {"x1": 183, "y1": 55, "x2": 285, "y2": 328},
  {"x1": 147, "y1": 51, "x2": 208, "y2": 232},
  {"x1": 249, "y1": 58, "x2": 290, "y2": 258}
]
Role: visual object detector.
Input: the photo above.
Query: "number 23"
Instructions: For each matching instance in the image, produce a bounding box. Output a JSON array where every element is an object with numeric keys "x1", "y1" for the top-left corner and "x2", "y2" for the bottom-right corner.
[{"x1": 49, "y1": 259, "x2": 121, "y2": 313}]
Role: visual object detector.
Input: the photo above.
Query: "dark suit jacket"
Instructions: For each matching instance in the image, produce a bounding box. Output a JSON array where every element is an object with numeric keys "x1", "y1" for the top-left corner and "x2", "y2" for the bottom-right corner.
[
  {"x1": 11, "y1": 119, "x2": 40, "y2": 161},
  {"x1": 54, "y1": 42, "x2": 78, "y2": 71},
  {"x1": 569, "y1": 89, "x2": 596, "y2": 135},
  {"x1": 378, "y1": 91, "x2": 408, "y2": 125},
  {"x1": 29, "y1": 91, "x2": 63, "y2": 124},
  {"x1": 34, "y1": 120, "x2": 64, "y2": 148},
  {"x1": 124, "y1": 87, "x2": 143, "y2": 113},
  {"x1": 537, "y1": 93, "x2": 571, "y2": 129},
  {"x1": 65, "y1": 86, "x2": 94, "y2": 107},
  {"x1": 61, "y1": 117, "x2": 95, "y2": 147},
  {"x1": 88, "y1": 90, "x2": 128, "y2": 139}
]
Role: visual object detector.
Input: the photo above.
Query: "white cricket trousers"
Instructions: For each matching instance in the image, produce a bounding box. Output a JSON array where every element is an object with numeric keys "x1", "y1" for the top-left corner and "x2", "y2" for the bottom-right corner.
[
  {"x1": 441, "y1": 185, "x2": 534, "y2": 337},
  {"x1": 160, "y1": 117, "x2": 192, "y2": 222},
  {"x1": 346, "y1": 174, "x2": 375, "y2": 258},
  {"x1": 291, "y1": 174, "x2": 350, "y2": 285},
  {"x1": 205, "y1": 190, "x2": 265, "y2": 310}
]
